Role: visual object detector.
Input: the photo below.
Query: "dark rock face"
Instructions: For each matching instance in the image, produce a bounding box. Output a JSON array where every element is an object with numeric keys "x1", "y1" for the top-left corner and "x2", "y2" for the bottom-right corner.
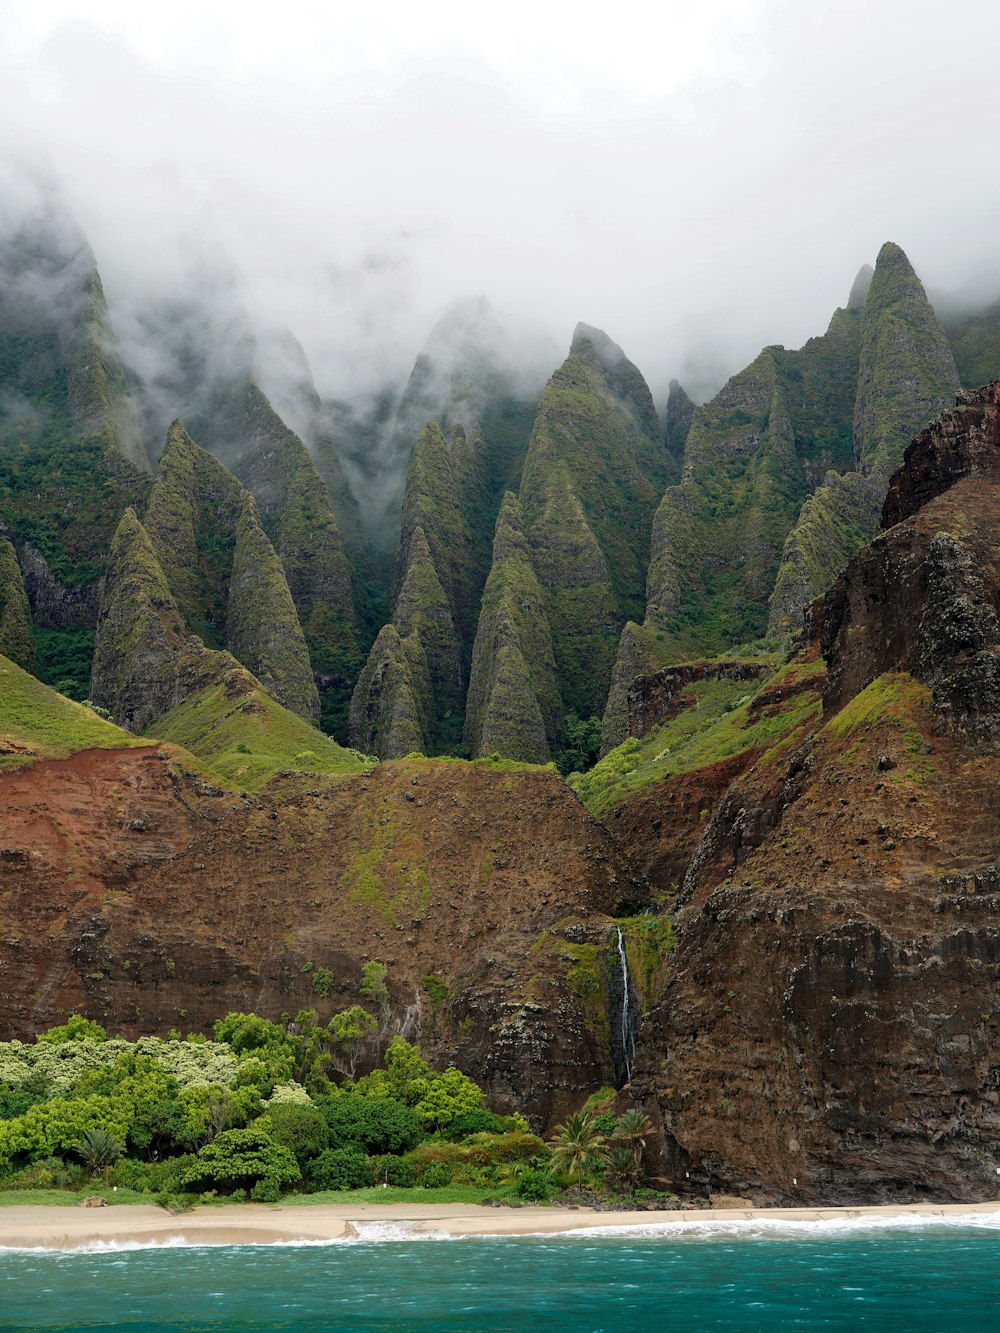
[
  {"x1": 18, "y1": 543, "x2": 100, "y2": 631},
  {"x1": 627, "y1": 382, "x2": 1000, "y2": 1202},
  {"x1": 822, "y1": 383, "x2": 1000, "y2": 736}
]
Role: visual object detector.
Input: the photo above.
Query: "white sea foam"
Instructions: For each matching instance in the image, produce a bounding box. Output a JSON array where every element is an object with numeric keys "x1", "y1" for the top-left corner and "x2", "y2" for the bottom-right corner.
[
  {"x1": 520, "y1": 1210, "x2": 1000, "y2": 1242},
  {"x1": 3, "y1": 1210, "x2": 1000, "y2": 1254}
]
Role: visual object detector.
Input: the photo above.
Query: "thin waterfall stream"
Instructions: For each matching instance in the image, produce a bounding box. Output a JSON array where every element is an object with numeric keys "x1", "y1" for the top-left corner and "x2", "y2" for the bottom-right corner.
[{"x1": 613, "y1": 925, "x2": 638, "y2": 1086}]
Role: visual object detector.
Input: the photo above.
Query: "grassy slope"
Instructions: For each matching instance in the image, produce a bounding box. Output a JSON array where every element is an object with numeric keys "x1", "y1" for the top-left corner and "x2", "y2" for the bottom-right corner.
[
  {"x1": 0, "y1": 653, "x2": 143, "y2": 768},
  {"x1": 147, "y1": 677, "x2": 370, "y2": 791},
  {"x1": 573, "y1": 657, "x2": 823, "y2": 819}
]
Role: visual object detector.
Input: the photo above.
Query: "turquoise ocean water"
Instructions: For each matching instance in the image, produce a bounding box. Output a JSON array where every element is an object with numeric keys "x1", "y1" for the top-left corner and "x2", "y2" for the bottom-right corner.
[{"x1": 2, "y1": 1218, "x2": 1000, "y2": 1331}]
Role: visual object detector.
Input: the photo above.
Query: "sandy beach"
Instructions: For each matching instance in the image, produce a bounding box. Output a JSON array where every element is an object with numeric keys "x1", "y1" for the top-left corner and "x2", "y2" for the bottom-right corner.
[{"x1": 2, "y1": 1199, "x2": 1000, "y2": 1250}]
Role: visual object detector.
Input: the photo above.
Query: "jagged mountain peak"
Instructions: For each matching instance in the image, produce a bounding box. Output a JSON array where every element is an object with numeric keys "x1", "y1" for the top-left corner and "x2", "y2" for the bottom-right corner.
[{"x1": 848, "y1": 263, "x2": 875, "y2": 311}]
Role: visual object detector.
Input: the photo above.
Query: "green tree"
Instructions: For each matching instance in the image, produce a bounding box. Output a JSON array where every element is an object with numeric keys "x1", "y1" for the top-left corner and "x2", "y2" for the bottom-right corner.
[
  {"x1": 37, "y1": 1014, "x2": 107, "y2": 1044},
  {"x1": 72, "y1": 1127, "x2": 122, "y2": 1180},
  {"x1": 549, "y1": 1111, "x2": 608, "y2": 1187},
  {"x1": 262, "y1": 1102, "x2": 328, "y2": 1167},
  {"x1": 180, "y1": 1126, "x2": 299, "y2": 1194},
  {"x1": 326, "y1": 1005, "x2": 378, "y2": 1080}
]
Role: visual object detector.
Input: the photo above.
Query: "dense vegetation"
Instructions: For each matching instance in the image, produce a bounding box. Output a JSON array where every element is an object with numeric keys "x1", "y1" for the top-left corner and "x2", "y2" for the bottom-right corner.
[{"x1": 0, "y1": 1009, "x2": 658, "y2": 1209}]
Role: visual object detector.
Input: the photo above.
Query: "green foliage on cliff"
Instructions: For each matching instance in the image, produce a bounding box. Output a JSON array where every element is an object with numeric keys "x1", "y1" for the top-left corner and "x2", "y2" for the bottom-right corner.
[
  {"x1": 0, "y1": 652, "x2": 140, "y2": 769},
  {"x1": 30, "y1": 626, "x2": 95, "y2": 703},
  {"x1": 768, "y1": 470, "x2": 882, "y2": 635},
  {"x1": 574, "y1": 658, "x2": 823, "y2": 818},
  {"x1": 853, "y1": 242, "x2": 959, "y2": 487},
  {"x1": 0, "y1": 213, "x2": 150, "y2": 591},
  {"x1": 233, "y1": 382, "x2": 361, "y2": 739},
  {"x1": 143, "y1": 421, "x2": 243, "y2": 647},
  {"x1": 944, "y1": 298, "x2": 1000, "y2": 389},
  {"x1": 348, "y1": 623, "x2": 430, "y2": 759},
  {"x1": 463, "y1": 493, "x2": 563, "y2": 761},
  {"x1": 645, "y1": 298, "x2": 863, "y2": 665},
  {"x1": 147, "y1": 670, "x2": 368, "y2": 791},
  {"x1": 0, "y1": 538, "x2": 36, "y2": 671},
  {"x1": 518, "y1": 325, "x2": 671, "y2": 720},
  {"x1": 226, "y1": 492, "x2": 320, "y2": 723}
]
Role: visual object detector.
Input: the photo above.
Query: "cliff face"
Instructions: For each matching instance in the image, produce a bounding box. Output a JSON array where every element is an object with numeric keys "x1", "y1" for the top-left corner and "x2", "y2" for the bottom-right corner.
[
  {"x1": 463, "y1": 493, "x2": 563, "y2": 762},
  {"x1": 766, "y1": 245, "x2": 959, "y2": 636},
  {"x1": 0, "y1": 752, "x2": 650, "y2": 1129},
  {"x1": 624, "y1": 382, "x2": 1000, "y2": 1203},
  {"x1": 516, "y1": 325, "x2": 670, "y2": 724},
  {"x1": 89, "y1": 507, "x2": 238, "y2": 733},
  {"x1": 226, "y1": 493, "x2": 321, "y2": 724},
  {"x1": 233, "y1": 381, "x2": 360, "y2": 736}
]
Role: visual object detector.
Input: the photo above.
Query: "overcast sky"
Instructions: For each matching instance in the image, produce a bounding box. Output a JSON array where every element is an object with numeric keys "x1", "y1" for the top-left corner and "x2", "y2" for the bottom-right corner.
[{"x1": 2, "y1": 0, "x2": 1000, "y2": 407}]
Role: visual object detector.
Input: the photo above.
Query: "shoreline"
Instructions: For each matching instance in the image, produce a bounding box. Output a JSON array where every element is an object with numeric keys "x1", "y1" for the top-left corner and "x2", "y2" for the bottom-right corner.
[{"x1": 2, "y1": 1199, "x2": 1000, "y2": 1251}]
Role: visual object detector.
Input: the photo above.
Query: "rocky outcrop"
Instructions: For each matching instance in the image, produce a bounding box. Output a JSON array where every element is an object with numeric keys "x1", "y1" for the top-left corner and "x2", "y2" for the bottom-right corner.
[
  {"x1": 768, "y1": 246, "x2": 957, "y2": 636},
  {"x1": 15, "y1": 544, "x2": 100, "y2": 631},
  {"x1": 226, "y1": 493, "x2": 321, "y2": 723},
  {"x1": 463, "y1": 493, "x2": 562, "y2": 761},
  {"x1": 89, "y1": 508, "x2": 237, "y2": 733},
  {"x1": 854, "y1": 243, "x2": 959, "y2": 486},
  {"x1": 0, "y1": 538, "x2": 37, "y2": 671},
  {"x1": 821, "y1": 382, "x2": 1000, "y2": 729}
]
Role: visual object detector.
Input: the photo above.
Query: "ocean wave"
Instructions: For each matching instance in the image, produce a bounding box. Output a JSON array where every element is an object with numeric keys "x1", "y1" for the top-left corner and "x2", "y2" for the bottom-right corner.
[{"x1": 522, "y1": 1210, "x2": 1000, "y2": 1241}]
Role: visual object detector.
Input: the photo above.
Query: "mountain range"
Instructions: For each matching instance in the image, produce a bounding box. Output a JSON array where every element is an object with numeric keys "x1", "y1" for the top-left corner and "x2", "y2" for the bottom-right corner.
[{"x1": 4, "y1": 168, "x2": 1000, "y2": 1201}]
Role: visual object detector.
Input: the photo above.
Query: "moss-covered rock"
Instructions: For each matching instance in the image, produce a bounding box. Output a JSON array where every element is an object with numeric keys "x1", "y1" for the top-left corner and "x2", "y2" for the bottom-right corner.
[
  {"x1": 767, "y1": 469, "x2": 882, "y2": 635},
  {"x1": 144, "y1": 420, "x2": 244, "y2": 645},
  {"x1": 664, "y1": 379, "x2": 695, "y2": 463},
  {"x1": 0, "y1": 537, "x2": 36, "y2": 672},
  {"x1": 767, "y1": 247, "x2": 959, "y2": 634},
  {"x1": 0, "y1": 181, "x2": 150, "y2": 592},
  {"x1": 518, "y1": 324, "x2": 670, "y2": 721},
  {"x1": 348, "y1": 623, "x2": 429, "y2": 758},
  {"x1": 89, "y1": 507, "x2": 236, "y2": 732},
  {"x1": 463, "y1": 493, "x2": 562, "y2": 761},
  {"x1": 853, "y1": 242, "x2": 959, "y2": 487},
  {"x1": 226, "y1": 493, "x2": 320, "y2": 723},
  {"x1": 233, "y1": 381, "x2": 361, "y2": 736}
]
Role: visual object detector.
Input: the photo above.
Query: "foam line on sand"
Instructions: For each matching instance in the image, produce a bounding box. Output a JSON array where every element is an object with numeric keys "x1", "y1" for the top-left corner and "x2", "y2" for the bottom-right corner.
[{"x1": 3, "y1": 1200, "x2": 1000, "y2": 1251}]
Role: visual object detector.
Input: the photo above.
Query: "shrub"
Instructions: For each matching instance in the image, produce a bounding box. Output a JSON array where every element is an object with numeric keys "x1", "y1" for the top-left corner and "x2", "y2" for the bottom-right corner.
[
  {"x1": 180, "y1": 1126, "x2": 299, "y2": 1194},
  {"x1": 262, "y1": 1102, "x2": 328, "y2": 1166},
  {"x1": 305, "y1": 1148, "x2": 371, "y2": 1191},
  {"x1": 517, "y1": 1167, "x2": 557, "y2": 1201},
  {"x1": 370, "y1": 1154, "x2": 415, "y2": 1187},
  {"x1": 319, "y1": 1094, "x2": 424, "y2": 1155},
  {"x1": 417, "y1": 1162, "x2": 452, "y2": 1188},
  {"x1": 444, "y1": 1110, "x2": 505, "y2": 1141},
  {"x1": 250, "y1": 1177, "x2": 282, "y2": 1203}
]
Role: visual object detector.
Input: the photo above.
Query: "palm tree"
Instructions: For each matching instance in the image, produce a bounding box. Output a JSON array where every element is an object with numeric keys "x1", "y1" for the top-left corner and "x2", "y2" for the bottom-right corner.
[
  {"x1": 549, "y1": 1112, "x2": 608, "y2": 1188},
  {"x1": 606, "y1": 1144, "x2": 640, "y2": 1192},
  {"x1": 72, "y1": 1127, "x2": 122, "y2": 1181},
  {"x1": 614, "y1": 1108, "x2": 652, "y2": 1155}
]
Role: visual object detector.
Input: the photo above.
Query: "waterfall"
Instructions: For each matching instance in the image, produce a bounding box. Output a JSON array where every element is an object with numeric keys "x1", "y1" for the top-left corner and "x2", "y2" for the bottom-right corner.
[{"x1": 614, "y1": 926, "x2": 638, "y2": 1086}]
